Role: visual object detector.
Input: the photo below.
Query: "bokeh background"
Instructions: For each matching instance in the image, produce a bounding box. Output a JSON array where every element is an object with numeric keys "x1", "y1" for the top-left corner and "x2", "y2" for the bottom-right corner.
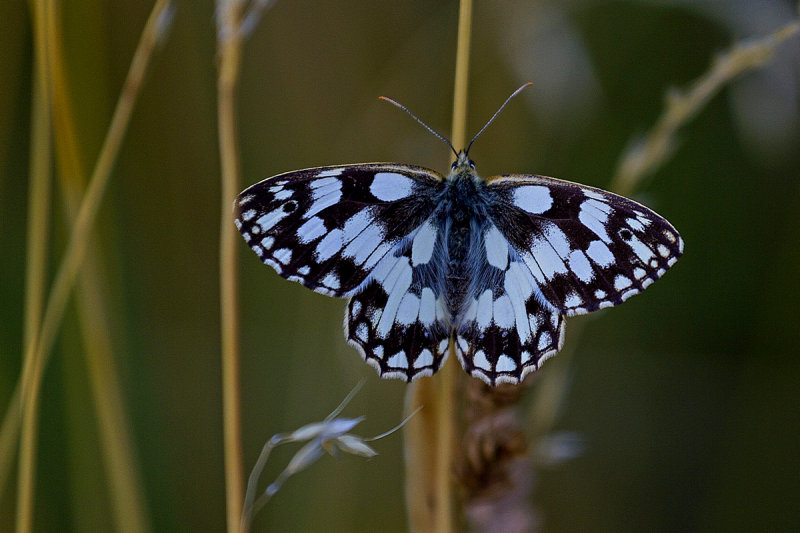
[{"x1": 2, "y1": 1, "x2": 799, "y2": 531}]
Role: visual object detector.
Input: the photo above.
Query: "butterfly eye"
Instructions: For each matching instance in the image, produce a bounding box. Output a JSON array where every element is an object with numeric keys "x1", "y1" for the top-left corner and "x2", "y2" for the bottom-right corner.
[
  {"x1": 451, "y1": 161, "x2": 458, "y2": 170},
  {"x1": 469, "y1": 160, "x2": 475, "y2": 169}
]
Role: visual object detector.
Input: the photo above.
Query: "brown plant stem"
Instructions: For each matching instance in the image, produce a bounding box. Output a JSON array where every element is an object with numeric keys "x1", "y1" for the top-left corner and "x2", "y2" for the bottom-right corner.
[{"x1": 404, "y1": 1, "x2": 471, "y2": 532}]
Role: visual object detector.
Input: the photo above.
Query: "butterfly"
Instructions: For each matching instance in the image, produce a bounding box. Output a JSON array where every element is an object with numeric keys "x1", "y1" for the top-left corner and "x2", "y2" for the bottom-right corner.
[{"x1": 234, "y1": 85, "x2": 683, "y2": 386}]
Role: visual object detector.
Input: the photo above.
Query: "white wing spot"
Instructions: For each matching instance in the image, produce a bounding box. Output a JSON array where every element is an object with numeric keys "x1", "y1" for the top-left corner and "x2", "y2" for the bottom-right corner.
[
  {"x1": 418, "y1": 288, "x2": 436, "y2": 326},
  {"x1": 256, "y1": 209, "x2": 289, "y2": 232},
  {"x1": 564, "y1": 293, "x2": 582, "y2": 308},
  {"x1": 309, "y1": 176, "x2": 341, "y2": 190},
  {"x1": 484, "y1": 225, "x2": 509, "y2": 270},
  {"x1": 579, "y1": 199, "x2": 612, "y2": 243},
  {"x1": 307, "y1": 178, "x2": 342, "y2": 218},
  {"x1": 473, "y1": 350, "x2": 491, "y2": 371},
  {"x1": 274, "y1": 189, "x2": 292, "y2": 200},
  {"x1": 496, "y1": 355, "x2": 516, "y2": 373},
  {"x1": 415, "y1": 349, "x2": 434, "y2": 368},
  {"x1": 316, "y1": 168, "x2": 344, "y2": 177},
  {"x1": 614, "y1": 275, "x2": 632, "y2": 290},
  {"x1": 493, "y1": 295, "x2": 515, "y2": 329},
  {"x1": 264, "y1": 259, "x2": 282, "y2": 274},
  {"x1": 387, "y1": 351, "x2": 408, "y2": 369},
  {"x1": 396, "y1": 293, "x2": 420, "y2": 325},
  {"x1": 343, "y1": 213, "x2": 384, "y2": 265},
  {"x1": 628, "y1": 234, "x2": 657, "y2": 264},
  {"x1": 355, "y1": 323, "x2": 368, "y2": 341},
  {"x1": 322, "y1": 272, "x2": 340, "y2": 290},
  {"x1": 626, "y1": 217, "x2": 645, "y2": 232},
  {"x1": 411, "y1": 220, "x2": 437, "y2": 266},
  {"x1": 241, "y1": 209, "x2": 256, "y2": 221},
  {"x1": 633, "y1": 267, "x2": 646, "y2": 280},
  {"x1": 657, "y1": 244, "x2": 670, "y2": 258},
  {"x1": 370, "y1": 172, "x2": 414, "y2": 201},
  {"x1": 438, "y1": 339, "x2": 450, "y2": 353},
  {"x1": 476, "y1": 289, "x2": 494, "y2": 328},
  {"x1": 350, "y1": 300, "x2": 362, "y2": 316},
  {"x1": 621, "y1": 288, "x2": 639, "y2": 301},
  {"x1": 297, "y1": 216, "x2": 327, "y2": 244},
  {"x1": 260, "y1": 236, "x2": 275, "y2": 249},
  {"x1": 375, "y1": 257, "x2": 413, "y2": 337},
  {"x1": 513, "y1": 185, "x2": 552, "y2": 214},
  {"x1": 538, "y1": 332, "x2": 551, "y2": 351},
  {"x1": 273, "y1": 248, "x2": 292, "y2": 265},
  {"x1": 315, "y1": 229, "x2": 343, "y2": 261},
  {"x1": 567, "y1": 249, "x2": 594, "y2": 282},
  {"x1": 586, "y1": 240, "x2": 614, "y2": 267},
  {"x1": 595, "y1": 289, "x2": 606, "y2": 299}
]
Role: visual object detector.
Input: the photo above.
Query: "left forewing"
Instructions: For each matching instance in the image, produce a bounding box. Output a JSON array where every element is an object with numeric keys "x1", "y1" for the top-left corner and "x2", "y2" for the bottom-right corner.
[{"x1": 234, "y1": 164, "x2": 443, "y2": 297}]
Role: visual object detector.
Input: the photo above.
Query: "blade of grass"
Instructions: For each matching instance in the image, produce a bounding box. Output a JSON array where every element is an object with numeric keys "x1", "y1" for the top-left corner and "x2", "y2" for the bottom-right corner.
[
  {"x1": 15, "y1": 3, "x2": 172, "y2": 532},
  {"x1": 0, "y1": 0, "x2": 53, "y2": 505},
  {"x1": 404, "y1": 1, "x2": 471, "y2": 531},
  {"x1": 216, "y1": 2, "x2": 246, "y2": 531},
  {"x1": 45, "y1": 3, "x2": 152, "y2": 530}
]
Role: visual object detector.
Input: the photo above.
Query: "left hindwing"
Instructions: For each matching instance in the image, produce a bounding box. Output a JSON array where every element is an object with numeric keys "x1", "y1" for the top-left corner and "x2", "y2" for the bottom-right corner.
[
  {"x1": 487, "y1": 174, "x2": 684, "y2": 315},
  {"x1": 234, "y1": 164, "x2": 444, "y2": 297}
]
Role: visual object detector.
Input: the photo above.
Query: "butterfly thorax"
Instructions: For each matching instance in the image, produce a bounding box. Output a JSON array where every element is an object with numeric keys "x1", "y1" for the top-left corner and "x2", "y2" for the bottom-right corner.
[{"x1": 439, "y1": 155, "x2": 494, "y2": 326}]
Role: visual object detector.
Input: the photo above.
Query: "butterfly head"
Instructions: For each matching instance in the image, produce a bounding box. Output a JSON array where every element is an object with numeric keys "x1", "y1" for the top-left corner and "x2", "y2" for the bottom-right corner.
[{"x1": 451, "y1": 151, "x2": 476, "y2": 173}]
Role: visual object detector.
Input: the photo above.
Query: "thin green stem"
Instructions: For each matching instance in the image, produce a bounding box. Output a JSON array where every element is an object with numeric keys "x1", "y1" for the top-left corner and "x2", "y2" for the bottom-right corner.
[
  {"x1": 15, "y1": 3, "x2": 171, "y2": 531},
  {"x1": 217, "y1": 2, "x2": 246, "y2": 531}
]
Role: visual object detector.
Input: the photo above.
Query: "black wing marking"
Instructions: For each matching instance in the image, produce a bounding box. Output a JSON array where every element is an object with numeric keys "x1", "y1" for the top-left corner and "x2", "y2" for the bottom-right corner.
[
  {"x1": 345, "y1": 213, "x2": 451, "y2": 381},
  {"x1": 234, "y1": 164, "x2": 444, "y2": 297},
  {"x1": 453, "y1": 225, "x2": 566, "y2": 385},
  {"x1": 487, "y1": 175, "x2": 683, "y2": 316}
]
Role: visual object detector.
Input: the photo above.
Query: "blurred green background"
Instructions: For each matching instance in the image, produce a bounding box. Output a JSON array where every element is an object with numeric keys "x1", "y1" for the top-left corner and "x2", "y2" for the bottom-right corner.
[{"x1": 2, "y1": 1, "x2": 799, "y2": 531}]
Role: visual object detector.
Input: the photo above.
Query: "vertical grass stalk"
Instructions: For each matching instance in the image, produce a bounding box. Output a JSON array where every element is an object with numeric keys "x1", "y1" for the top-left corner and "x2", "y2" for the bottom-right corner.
[
  {"x1": 216, "y1": 2, "x2": 246, "y2": 530},
  {"x1": 14, "y1": 2, "x2": 172, "y2": 531},
  {"x1": 404, "y1": 1, "x2": 471, "y2": 531},
  {"x1": 45, "y1": 2, "x2": 152, "y2": 528}
]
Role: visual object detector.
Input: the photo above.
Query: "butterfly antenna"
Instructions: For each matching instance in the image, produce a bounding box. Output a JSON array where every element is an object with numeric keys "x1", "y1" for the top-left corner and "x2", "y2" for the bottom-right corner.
[
  {"x1": 465, "y1": 82, "x2": 533, "y2": 156},
  {"x1": 379, "y1": 96, "x2": 458, "y2": 158}
]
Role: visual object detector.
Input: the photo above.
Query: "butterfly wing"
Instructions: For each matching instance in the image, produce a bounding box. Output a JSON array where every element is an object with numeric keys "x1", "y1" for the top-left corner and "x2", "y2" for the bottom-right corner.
[
  {"x1": 450, "y1": 218, "x2": 565, "y2": 385},
  {"x1": 345, "y1": 215, "x2": 452, "y2": 381},
  {"x1": 452, "y1": 175, "x2": 682, "y2": 386},
  {"x1": 235, "y1": 164, "x2": 443, "y2": 297},
  {"x1": 235, "y1": 163, "x2": 452, "y2": 381},
  {"x1": 487, "y1": 174, "x2": 683, "y2": 316}
]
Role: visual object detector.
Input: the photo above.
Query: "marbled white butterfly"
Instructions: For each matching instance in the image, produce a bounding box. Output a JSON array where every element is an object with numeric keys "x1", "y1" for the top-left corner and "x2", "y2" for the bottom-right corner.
[{"x1": 234, "y1": 86, "x2": 683, "y2": 386}]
